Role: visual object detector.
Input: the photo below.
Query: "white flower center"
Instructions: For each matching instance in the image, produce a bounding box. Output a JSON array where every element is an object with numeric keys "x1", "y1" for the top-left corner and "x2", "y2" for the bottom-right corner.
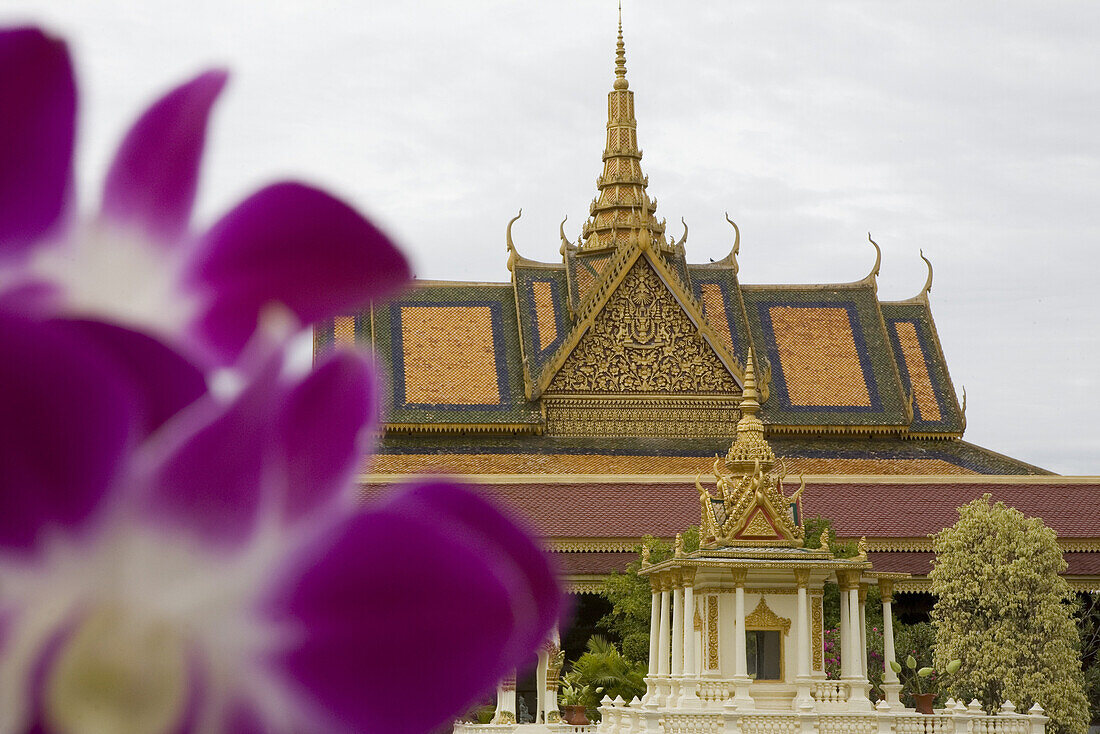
[
  {"x1": 45, "y1": 605, "x2": 187, "y2": 734},
  {"x1": 0, "y1": 523, "x2": 293, "y2": 733},
  {"x1": 28, "y1": 221, "x2": 196, "y2": 337}
]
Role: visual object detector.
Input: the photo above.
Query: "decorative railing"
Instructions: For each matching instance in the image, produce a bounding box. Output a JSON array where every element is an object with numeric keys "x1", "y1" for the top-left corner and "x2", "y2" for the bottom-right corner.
[
  {"x1": 452, "y1": 724, "x2": 597, "y2": 733},
  {"x1": 664, "y1": 713, "x2": 725, "y2": 734},
  {"x1": 811, "y1": 681, "x2": 852, "y2": 704},
  {"x1": 696, "y1": 679, "x2": 733, "y2": 705},
  {"x1": 894, "y1": 714, "x2": 956, "y2": 734},
  {"x1": 818, "y1": 714, "x2": 876, "y2": 734},
  {"x1": 740, "y1": 713, "x2": 800, "y2": 734},
  {"x1": 455, "y1": 698, "x2": 1046, "y2": 734}
]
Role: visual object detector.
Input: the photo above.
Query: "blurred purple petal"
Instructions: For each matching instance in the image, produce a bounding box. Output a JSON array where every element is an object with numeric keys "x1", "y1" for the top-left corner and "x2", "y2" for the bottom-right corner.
[
  {"x1": 0, "y1": 27, "x2": 75, "y2": 256},
  {"x1": 277, "y1": 351, "x2": 376, "y2": 517},
  {"x1": 140, "y1": 347, "x2": 376, "y2": 545},
  {"x1": 385, "y1": 482, "x2": 563, "y2": 655},
  {"x1": 140, "y1": 353, "x2": 284, "y2": 548},
  {"x1": 0, "y1": 313, "x2": 135, "y2": 550},
  {"x1": 0, "y1": 279, "x2": 61, "y2": 317},
  {"x1": 54, "y1": 320, "x2": 206, "y2": 436},
  {"x1": 263, "y1": 483, "x2": 562, "y2": 734},
  {"x1": 222, "y1": 699, "x2": 269, "y2": 734},
  {"x1": 102, "y1": 70, "x2": 227, "y2": 243},
  {"x1": 189, "y1": 182, "x2": 409, "y2": 361}
]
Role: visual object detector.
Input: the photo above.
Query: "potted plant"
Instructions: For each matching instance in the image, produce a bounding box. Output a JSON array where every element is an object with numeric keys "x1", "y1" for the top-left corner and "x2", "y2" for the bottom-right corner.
[
  {"x1": 891, "y1": 655, "x2": 960, "y2": 714},
  {"x1": 558, "y1": 674, "x2": 591, "y2": 725}
]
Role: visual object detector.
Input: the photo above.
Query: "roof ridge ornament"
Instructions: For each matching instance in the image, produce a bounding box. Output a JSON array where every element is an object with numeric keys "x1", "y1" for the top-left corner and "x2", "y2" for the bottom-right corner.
[
  {"x1": 865, "y1": 232, "x2": 882, "y2": 285},
  {"x1": 716, "y1": 212, "x2": 741, "y2": 272},
  {"x1": 960, "y1": 386, "x2": 967, "y2": 431},
  {"x1": 919, "y1": 249, "x2": 934, "y2": 298},
  {"x1": 674, "y1": 217, "x2": 688, "y2": 249},
  {"x1": 505, "y1": 209, "x2": 522, "y2": 272},
  {"x1": 559, "y1": 215, "x2": 573, "y2": 255}
]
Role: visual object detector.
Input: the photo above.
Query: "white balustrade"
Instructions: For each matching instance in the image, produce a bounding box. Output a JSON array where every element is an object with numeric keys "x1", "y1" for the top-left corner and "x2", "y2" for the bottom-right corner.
[
  {"x1": 894, "y1": 714, "x2": 954, "y2": 734},
  {"x1": 811, "y1": 680, "x2": 852, "y2": 703},
  {"x1": 695, "y1": 678, "x2": 732, "y2": 705},
  {"x1": 740, "y1": 713, "x2": 801, "y2": 734},
  {"x1": 453, "y1": 695, "x2": 1045, "y2": 734},
  {"x1": 664, "y1": 712, "x2": 724, "y2": 734},
  {"x1": 817, "y1": 714, "x2": 877, "y2": 734}
]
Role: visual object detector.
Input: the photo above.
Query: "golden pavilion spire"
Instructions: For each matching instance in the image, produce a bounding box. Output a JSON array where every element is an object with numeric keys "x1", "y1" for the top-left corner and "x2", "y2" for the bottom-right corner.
[
  {"x1": 696, "y1": 349, "x2": 803, "y2": 548},
  {"x1": 724, "y1": 349, "x2": 776, "y2": 471},
  {"x1": 579, "y1": 6, "x2": 666, "y2": 250}
]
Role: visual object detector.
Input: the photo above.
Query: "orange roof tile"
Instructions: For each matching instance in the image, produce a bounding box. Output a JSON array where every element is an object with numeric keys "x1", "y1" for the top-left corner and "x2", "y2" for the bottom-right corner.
[{"x1": 769, "y1": 306, "x2": 871, "y2": 407}]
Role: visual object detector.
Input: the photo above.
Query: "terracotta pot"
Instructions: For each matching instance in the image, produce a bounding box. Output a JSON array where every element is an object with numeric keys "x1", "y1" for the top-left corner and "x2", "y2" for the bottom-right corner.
[
  {"x1": 561, "y1": 704, "x2": 590, "y2": 725},
  {"x1": 913, "y1": 692, "x2": 936, "y2": 714}
]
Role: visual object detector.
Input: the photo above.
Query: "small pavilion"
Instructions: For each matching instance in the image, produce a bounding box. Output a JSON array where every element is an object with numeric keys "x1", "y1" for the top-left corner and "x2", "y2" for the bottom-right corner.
[
  {"x1": 595, "y1": 353, "x2": 1048, "y2": 734},
  {"x1": 633, "y1": 352, "x2": 899, "y2": 713}
]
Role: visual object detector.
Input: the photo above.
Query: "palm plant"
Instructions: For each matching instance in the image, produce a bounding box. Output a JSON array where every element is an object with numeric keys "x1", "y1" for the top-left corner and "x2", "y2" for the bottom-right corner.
[{"x1": 565, "y1": 635, "x2": 648, "y2": 717}]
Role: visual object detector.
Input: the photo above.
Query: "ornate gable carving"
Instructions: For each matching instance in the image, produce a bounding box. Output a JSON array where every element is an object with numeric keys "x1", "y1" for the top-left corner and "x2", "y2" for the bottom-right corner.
[
  {"x1": 547, "y1": 258, "x2": 738, "y2": 394},
  {"x1": 745, "y1": 597, "x2": 791, "y2": 634}
]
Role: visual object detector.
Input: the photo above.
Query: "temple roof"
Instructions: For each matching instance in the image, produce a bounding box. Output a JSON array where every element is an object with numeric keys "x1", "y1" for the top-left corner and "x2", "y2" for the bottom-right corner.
[
  {"x1": 316, "y1": 263, "x2": 970, "y2": 441},
  {"x1": 314, "y1": 16, "x2": 1028, "y2": 472}
]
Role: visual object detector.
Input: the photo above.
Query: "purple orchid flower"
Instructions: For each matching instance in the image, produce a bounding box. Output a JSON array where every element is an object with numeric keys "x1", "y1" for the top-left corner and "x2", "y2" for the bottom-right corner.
[
  {"x1": 0, "y1": 26, "x2": 409, "y2": 366},
  {"x1": 0, "y1": 27, "x2": 564, "y2": 734}
]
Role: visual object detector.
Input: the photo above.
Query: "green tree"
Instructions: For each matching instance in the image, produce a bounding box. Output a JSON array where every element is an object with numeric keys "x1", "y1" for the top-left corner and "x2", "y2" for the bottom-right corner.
[
  {"x1": 598, "y1": 528, "x2": 699, "y2": 663},
  {"x1": 1076, "y1": 593, "x2": 1100, "y2": 724},
  {"x1": 930, "y1": 495, "x2": 1087, "y2": 734}
]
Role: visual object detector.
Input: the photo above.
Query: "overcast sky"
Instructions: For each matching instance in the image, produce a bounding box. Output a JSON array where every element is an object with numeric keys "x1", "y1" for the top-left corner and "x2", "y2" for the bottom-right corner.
[{"x1": 12, "y1": 1, "x2": 1100, "y2": 474}]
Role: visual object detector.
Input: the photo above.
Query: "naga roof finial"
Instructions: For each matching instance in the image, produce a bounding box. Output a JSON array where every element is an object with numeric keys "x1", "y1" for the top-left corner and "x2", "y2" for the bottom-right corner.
[
  {"x1": 919, "y1": 249, "x2": 934, "y2": 298},
  {"x1": 559, "y1": 215, "x2": 572, "y2": 253},
  {"x1": 721, "y1": 212, "x2": 741, "y2": 272},
  {"x1": 505, "y1": 209, "x2": 522, "y2": 272},
  {"x1": 674, "y1": 217, "x2": 688, "y2": 249},
  {"x1": 960, "y1": 386, "x2": 967, "y2": 432},
  {"x1": 866, "y1": 232, "x2": 882, "y2": 281}
]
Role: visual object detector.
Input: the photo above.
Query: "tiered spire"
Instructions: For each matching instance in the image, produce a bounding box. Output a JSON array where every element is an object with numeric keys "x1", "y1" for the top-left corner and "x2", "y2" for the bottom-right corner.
[
  {"x1": 696, "y1": 349, "x2": 804, "y2": 548},
  {"x1": 579, "y1": 7, "x2": 666, "y2": 250},
  {"x1": 724, "y1": 350, "x2": 776, "y2": 470}
]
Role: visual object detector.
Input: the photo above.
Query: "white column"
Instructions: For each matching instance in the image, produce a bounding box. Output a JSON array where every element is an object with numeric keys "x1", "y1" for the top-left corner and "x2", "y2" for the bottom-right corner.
[
  {"x1": 492, "y1": 671, "x2": 517, "y2": 724},
  {"x1": 683, "y1": 583, "x2": 696, "y2": 676},
  {"x1": 839, "y1": 578, "x2": 851, "y2": 679},
  {"x1": 681, "y1": 571, "x2": 699, "y2": 705},
  {"x1": 842, "y1": 571, "x2": 872, "y2": 710},
  {"x1": 731, "y1": 569, "x2": 754, "y2": 709},
  {"x1": 848, "y1": 586, "x2": 863, "y2": 680},
  {"x1": 858, "y1": 585, "x2": 868, "y2": 676},
  {"x1": 881, "y1": 594, "x2": 897, "y2": 682},
  {"x1": 648, "y1": 580, "x2": 661, "y2": 677},
  {"x1": 658, "y1": 582, "x2": 671, "y2": 676},
  {"x1": 794, "y1": 569, "x2": 814, "y2": 711},
  {"x1": 734, "y1": 584, "x2": 747, "y2": 677},
  {"x1": 545, "y1": 626, "x2": 562, "y2": 723},
  {"x1": 536, "y1": 647, "x2": 548, "y2": 723},
  {"x1": 672, "y1": 581, "x2": 684, "y2": 677},
  {"x1": 797, "y1": 586, "x2": 810, "y2": 678},
  {"x1": 880, "y1": 580, "x2": 903, "y2": 709}
]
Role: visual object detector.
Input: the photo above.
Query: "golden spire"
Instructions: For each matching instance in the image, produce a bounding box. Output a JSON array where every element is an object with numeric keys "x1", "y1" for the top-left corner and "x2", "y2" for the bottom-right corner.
[
  {"x1": 578, "y1": 4, "x2": 666, "y2": 250},
  {"x1": 725, "y1": 349, "x2": 776, "y2": 470},
  {"x1": 614, "y1": 2, "x2": 628, "y2": 90}
]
